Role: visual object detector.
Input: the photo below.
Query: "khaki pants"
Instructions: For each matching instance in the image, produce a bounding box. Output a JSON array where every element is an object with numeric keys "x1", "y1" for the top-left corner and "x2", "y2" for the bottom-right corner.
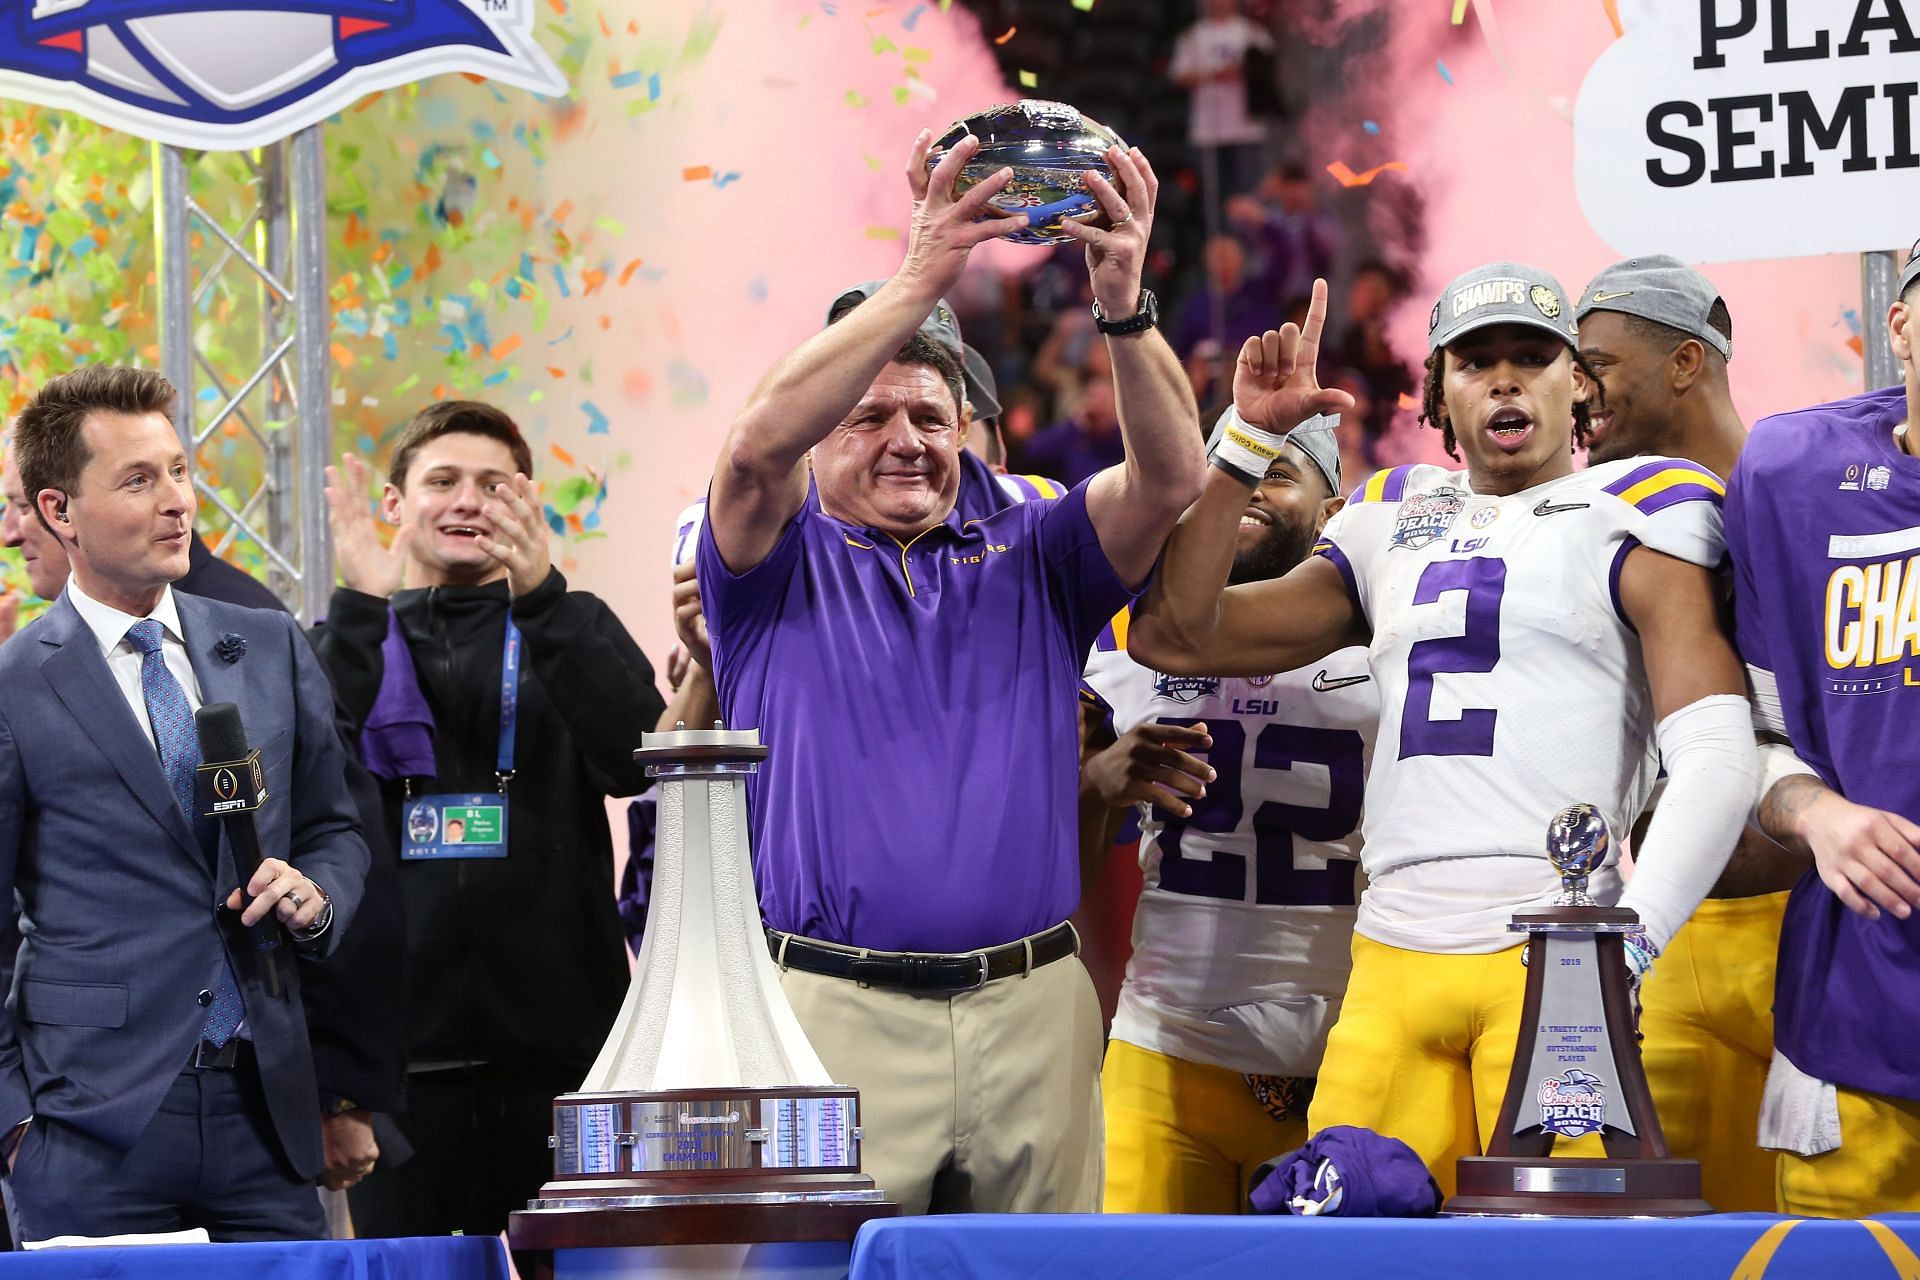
[{"x1": 779, "y1": 951, "x2": 1104, "y2": 1215}]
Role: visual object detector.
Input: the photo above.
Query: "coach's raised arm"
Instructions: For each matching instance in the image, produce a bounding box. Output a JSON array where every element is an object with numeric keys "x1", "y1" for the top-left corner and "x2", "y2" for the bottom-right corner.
[{"x1": 693, "y1": 126, "x2": 1202, "y2": 1217}]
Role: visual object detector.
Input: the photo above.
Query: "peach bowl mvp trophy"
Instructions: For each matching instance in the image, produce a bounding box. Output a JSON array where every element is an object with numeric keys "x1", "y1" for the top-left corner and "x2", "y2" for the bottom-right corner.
[
  {"x1": 508, "y1": 726, "x2": 896, "y2": 1259},
  {"x1": 1446, "y1": 803, "x2": 1711, "y2": 1217}
]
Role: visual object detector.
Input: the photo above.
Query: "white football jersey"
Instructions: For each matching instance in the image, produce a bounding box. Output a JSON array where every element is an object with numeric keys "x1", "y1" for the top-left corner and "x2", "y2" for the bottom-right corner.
[
  {"x1": 1314, "y1": 456, "x2": 1726, "y2": 954},
  {"x1": 1085, "y1": 616, "x2": 1375, "y2": 1077}
]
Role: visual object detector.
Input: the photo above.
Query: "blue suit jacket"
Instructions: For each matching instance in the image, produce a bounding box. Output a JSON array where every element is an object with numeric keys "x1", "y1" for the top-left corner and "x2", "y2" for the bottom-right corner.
[{"x1": 0, "y1": 590, "x2": 368, "y2": 1180}]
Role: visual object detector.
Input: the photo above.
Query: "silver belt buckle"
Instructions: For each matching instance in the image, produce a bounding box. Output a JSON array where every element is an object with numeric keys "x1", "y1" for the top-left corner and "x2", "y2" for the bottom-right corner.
[{"x1": 964, "y1": 952, "x2": 991, "y2": 991}]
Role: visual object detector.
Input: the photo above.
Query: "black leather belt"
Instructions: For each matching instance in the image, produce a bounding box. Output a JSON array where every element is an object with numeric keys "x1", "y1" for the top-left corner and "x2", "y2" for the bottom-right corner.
[
  {"x1": 192, "y1": 1038, "x2": 246, "y2": 1071},
  {"x1": 768, "y1": 922, "x2": 1079, "y2": 993}
]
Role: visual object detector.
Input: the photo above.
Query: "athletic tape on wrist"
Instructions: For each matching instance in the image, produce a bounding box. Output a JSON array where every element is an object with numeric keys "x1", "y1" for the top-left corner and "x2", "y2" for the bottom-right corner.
[{"x1": 1208, "y1": 404, "x2": 1287, "y2": 487}]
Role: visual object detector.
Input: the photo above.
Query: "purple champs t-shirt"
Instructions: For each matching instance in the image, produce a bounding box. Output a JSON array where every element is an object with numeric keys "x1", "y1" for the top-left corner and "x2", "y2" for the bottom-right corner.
[
  {"x1": 1726, "y1": 384, "x2": 1920, "y2": 1100},
  {"x1": 697, "y1": 454, "x2": 1133, "y2": 953}
]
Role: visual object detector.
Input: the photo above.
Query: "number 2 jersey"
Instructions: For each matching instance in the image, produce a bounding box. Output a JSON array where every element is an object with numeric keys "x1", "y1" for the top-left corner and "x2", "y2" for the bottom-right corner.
[
  {"x1": 1083, "y1": 622, "x2": 1375, "y2": 1078},
  {"x1": 1313, "y1": 456, "x2": 1727, "y2": 954}
]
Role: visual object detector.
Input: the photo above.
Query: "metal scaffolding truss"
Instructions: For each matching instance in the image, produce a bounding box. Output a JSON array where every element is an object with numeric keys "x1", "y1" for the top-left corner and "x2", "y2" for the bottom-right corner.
[{"x1": 155, "y1": 127, "x2": 332, "y2": 623}]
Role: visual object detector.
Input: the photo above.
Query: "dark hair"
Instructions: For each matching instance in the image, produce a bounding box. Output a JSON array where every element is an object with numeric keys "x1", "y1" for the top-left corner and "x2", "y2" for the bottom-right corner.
[
  {"x1": 389, "y1": 400, "x2": 535, "y2": 491},
  {"x1": 14, "y1": 365, "x2": 178, "y2": 533},
  {"x1": 893, "y1": 334, "x2": 966, "y2": 418},
  {"x1": 1615, "y1": 301, "x2": 1733, "y2": 359},
  {"x1": 1418, "y1": 345, "x2": 1605, "y2": 460}
]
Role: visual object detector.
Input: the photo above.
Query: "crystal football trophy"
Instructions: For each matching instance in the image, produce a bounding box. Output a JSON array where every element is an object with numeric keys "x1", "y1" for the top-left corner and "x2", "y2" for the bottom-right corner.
[
  {"x1": 508, "y1": 726, "x2": 895, "y2": 1258},
  {"x1": 1446, "y1": 803, "x2": 1711, "y2": 1216}
]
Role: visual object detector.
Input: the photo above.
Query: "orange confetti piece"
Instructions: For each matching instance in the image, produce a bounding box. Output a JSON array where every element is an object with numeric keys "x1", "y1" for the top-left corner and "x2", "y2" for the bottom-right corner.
[
  {"x1": 552, "y1": 199, "x2": 574, "y2": 224},
  {"x1": 619, "y1": 257, "x2": 644, "y2": 286},
  {"x1": 1602, "y1": 0, "x2": 1622, "y2": 36},
  {"x1": 582, "y1": 268, "x2": 607, "y2": 295},
  {"x1": 598, "y1": 10, "x2": 611, "y2": 35},
  {"x1": 330, "y1": 341, "x2": 355, "y2": 371},
  {"x1": 490, "y1": 335, "x2": 522, "y2": 360},
  {"x1": 422, "y1": 244, "x2": 443, "y2": 276},
  {"x1": 682, "y1": 165, "x2": 713, "y2": 181},
  {"x1": 546, "y1": 366, "x2": 568, "y2": 378},
  {"x1": 1325, "y1": 159, "x2": 1408, "y2": 187},
  {"x1": 551, "y1": 444, "x2": 577, "y2": 468},
  {"x1": 1398, "y1": 392, "x2": 1421, "y2": 412},
  {"x1": 994, "y1": 25, "x2": 1015, "y2": 43},
  {"x1": 1847, "y1": 334, "x2": 1865, "y2": 357}
]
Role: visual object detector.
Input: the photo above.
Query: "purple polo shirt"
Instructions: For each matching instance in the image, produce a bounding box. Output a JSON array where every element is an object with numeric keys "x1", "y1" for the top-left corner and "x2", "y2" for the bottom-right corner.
[
  {"x1": 698, "y1": 455, "x2": 1132, "y2": 953},
  {"x1": 1726, "y1": 384, "x2": 1920, "y2": 1101}
]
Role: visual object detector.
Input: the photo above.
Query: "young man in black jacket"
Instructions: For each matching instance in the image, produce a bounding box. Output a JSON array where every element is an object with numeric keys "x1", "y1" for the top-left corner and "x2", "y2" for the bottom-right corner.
[{"x1": 313, "y1": 401, "x2": 665, "y2": 1243}]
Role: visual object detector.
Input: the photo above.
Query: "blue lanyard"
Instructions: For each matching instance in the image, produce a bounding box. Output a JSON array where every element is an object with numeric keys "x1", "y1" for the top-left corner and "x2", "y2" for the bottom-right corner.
[{"x1": 497, "y1": 617, "x2": 521, "y2": 790}]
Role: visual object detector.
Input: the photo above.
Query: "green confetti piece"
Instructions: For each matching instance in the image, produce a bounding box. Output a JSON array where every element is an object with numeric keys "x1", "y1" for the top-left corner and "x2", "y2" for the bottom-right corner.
[
  {"x1": 1018, "y1": 69, "x2": 1038, "y2": 88},
  {"x1": 594, "y1": 216, "x2": 626, "y2": 235},
  {"x1": 903, "y1": 46, "x2": 929, "y2": 61}
]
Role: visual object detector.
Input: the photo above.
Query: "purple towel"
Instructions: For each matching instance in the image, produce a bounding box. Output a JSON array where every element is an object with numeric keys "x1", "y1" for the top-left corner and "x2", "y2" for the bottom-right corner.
[
  {"x1": 360, "y1": 612, "x2": 437, "y2": 781},
  {"x1": 1249, "y1": 1125, "x2": 1442, "y2": 1217}
]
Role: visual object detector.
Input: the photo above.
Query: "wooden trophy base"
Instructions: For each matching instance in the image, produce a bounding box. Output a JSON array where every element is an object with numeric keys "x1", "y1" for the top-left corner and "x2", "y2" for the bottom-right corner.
[{"x1": 1447, "y1": 1155, "x2": 1712, "y2": 1218}]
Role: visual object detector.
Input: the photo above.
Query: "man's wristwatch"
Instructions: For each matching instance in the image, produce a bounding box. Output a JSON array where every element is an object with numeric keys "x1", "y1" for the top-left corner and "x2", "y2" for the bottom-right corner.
[
  {"x1": 1092, "y1": 288, "x2": 1159, "y2": 336},
  {"x1": 291, "y1": 880, "x2": 333, "y2": 943}
]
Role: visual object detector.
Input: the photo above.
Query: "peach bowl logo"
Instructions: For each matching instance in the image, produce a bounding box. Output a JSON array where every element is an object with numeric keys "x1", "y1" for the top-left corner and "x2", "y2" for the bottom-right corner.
[{"x1": 0, "y1": 0, "x2": 565, "y2": 150}]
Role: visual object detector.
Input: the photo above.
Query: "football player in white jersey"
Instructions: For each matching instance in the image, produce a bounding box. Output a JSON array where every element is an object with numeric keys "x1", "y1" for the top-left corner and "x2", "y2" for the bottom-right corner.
[
  {"x1": 1129, "y1": 269, "x2": 1757, "y2": 1198},
  {"x1": 1082, "y1": 411, "x2": 1375, "y2": 1213}
]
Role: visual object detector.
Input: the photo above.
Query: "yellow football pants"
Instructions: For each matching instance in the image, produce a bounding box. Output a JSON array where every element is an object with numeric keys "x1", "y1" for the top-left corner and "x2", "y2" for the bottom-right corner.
[
  {"x1": 1778, "y1": 1086, "x2": 1920, "y2": 1217},
  {"x1": 1308, "y1": 934, "x2": 1602, "y2": 1201},
  {"x1": 1102, "y1": 1039, "x2": 1309, "y2": 1214},
  {"x1": 1639, "y1": 892, "x2": 1786, "y2": 1212}
]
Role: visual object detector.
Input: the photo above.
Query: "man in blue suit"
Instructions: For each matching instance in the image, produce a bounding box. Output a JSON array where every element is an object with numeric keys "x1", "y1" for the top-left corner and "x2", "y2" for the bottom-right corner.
[{"x1": 0, "y1": 365, "x2": 368, "y2": 1240}]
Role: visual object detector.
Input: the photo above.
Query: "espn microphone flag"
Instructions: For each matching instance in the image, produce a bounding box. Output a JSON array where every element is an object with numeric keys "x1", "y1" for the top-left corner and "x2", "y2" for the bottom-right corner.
[{"x1": 195, "y1": 702, "x2": 267, "y2": 817}]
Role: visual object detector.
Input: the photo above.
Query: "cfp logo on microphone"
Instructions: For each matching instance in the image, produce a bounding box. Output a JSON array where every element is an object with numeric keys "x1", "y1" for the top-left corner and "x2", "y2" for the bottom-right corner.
[{"x1": 198, "y1": 751, "x2": 267, "y2": 816}]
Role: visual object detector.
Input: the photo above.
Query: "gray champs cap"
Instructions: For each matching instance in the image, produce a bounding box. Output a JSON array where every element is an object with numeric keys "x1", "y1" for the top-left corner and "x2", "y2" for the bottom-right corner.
[
  {"x1": 1576, "y1": 255, "x2": 1731, "y2": 360},
  {"x1": 1207, "y1": 407, "x2": 1343, "y2": 498},
  {"x1": 1900, "y1": 237, "x2": 1920, "y2": 299},
  {"x1": 1427, "y1": 261, "x2": 1578, "y2": 353},
  {"x1": 826, "y1": 280, "x2": 998, "y2": 416}
]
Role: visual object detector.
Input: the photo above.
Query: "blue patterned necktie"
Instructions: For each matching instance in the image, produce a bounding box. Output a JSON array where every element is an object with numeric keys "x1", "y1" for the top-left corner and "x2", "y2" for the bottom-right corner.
[{"x1": 127, "y1": 619, "x2": 243, "y2": 1048}]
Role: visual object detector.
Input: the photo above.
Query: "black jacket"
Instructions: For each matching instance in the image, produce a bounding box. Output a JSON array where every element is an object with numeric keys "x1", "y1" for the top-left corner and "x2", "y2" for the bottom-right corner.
[
  {"x1": 312, "y1": 569, "x2": 662, "y2": 1067},
  {"x1": 180, "y1": 535, "x2": 411, "y2": 1113}
]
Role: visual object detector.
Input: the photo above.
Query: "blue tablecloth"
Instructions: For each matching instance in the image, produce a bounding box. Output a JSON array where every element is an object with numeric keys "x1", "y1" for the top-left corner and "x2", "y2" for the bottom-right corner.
[
  {"x1": 850, "y1": 1214, "x2": 1920, "y2": 1279},
  {"x1": 0, "y1": 1236, "x2": 507, "y2": 1280}
]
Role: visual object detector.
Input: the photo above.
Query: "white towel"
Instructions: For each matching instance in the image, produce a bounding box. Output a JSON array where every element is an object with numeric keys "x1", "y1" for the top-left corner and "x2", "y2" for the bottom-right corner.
[
  {"x1": 23, "y1": 1228, "x2": 211, "y2": 1249},
  {"x1": 1756, "y1": 1048, "x2": 1842, "y2": 1156}
]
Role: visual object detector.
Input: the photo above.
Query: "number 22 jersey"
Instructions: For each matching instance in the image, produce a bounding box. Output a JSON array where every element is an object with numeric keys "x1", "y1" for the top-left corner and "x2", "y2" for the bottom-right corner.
[
  {"x1": 1313, "y1": 457, "x2": 1727, "y2": 954},
  {"x1": 1084, "y1": 622, "x2": 1375, "y2": 1078}
]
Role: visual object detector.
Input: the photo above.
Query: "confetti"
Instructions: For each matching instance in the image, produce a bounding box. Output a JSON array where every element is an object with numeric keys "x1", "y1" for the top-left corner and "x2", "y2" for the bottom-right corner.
[
  {"x1": 1071, "y1": 0, "x2": 1095, "y2": 10},
  {"x1": 583, "y1": 402, "x2": 611, "y2": 434},
  {"x1": 865, "y1": 226, "x2": 901, "y2": 239},
  {"x1": 619, "y1": 258, "x2": 645, "y2": 285},
  {"x1": 1451, "y1": 0, "x2": 1468, "y2": 22},
  {"x1": 1602, "y1": 0, "x2": 1622, "y2": 36},
  {"x1": 1363, "y1": 120, "x2": 1379, "y2": 134},
  {"x1": 713, "y1": 171, "x2": 742, "y2": 188},
  {"x1": 994, "y1": 26, "x2": 1015, "y2": 44},
  {"x1": 611, "y1": 70, "x2": 644, "y2": 89},
  {"x1": 846, "y1": 89, "x2": 869, "y2": 107},
  {"x1": 1398, "y1": 393, "x2": 1421, "y2": 412},
  {"x1": 1324, "y1": 160, "x2": 1408, "y2": 187},
  {"x1": 1436, "y1": 58, "x2": 1454, "y2": 84},
  {"x1": 1018, "y1": 69, "x2": 1038, "y2": 88},
  {"x1": 682, "y1": 165, "x2": 713, "y2": 181},
  {"x1": 902, "y1": 4, "x2": 926, "y2": 28}
]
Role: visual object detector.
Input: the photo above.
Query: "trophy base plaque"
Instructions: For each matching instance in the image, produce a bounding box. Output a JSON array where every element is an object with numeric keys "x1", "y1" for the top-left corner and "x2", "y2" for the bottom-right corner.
[
  {"x1": 507, "y1": 1086, "x2": 896, "y2": 1259},
  {"x1": 1448, "y1": 1155, "x2": 1712, "y2": 1218}
]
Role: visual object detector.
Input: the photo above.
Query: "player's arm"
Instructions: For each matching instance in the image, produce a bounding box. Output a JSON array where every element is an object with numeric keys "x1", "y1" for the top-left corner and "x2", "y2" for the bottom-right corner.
[
  {"x1": 1060, "y1": 147, "x2": 1207, "y2": 587},
  {"x1": 709, "y1": 132, "x2": 1023, "y2": 572},
  {"x1": 1614, "y1": 547, "x2": 1757, "y2": 950},
  {"x1": 1129, "y1": 283, "x2": 1364, "y2": 677}
]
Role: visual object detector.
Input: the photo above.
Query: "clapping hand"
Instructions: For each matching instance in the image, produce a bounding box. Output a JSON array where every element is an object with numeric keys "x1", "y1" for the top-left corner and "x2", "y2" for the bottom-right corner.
[
  {"x1": 323, "y1": 454, "x2": 415, "y2": 599},
  {"x1": 475, "y1": 473, "x2": 553, "y2": 598}
]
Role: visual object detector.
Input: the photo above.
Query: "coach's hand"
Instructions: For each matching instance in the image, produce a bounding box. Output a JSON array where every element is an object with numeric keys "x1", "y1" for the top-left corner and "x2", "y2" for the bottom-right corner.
[
  {"x1": 900, "y1": 130, "x2": 1026, "y2": 299},
  {"x1": 1057, "y1": 145, "x2": 1159, "y2": 321},
  {"x1": 1235, "y1": 278, "x2": 1355, "y2": 436},
  {"x1": 1773, "y1": 778, "x2": 1920, "y2": 920},
  {"x1": 476, "y1": 473, "x2": 553, "y2": 597},
  {"x1": 324, "y1": 454, "x2": 416, "y2": 599},
  {"x1": 1083, "y1": 721, "x2": 1214, "y2": 818}
]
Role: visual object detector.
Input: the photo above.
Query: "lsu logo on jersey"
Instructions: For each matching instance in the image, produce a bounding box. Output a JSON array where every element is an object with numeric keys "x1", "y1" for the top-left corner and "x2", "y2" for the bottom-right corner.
[
  {"x1": 1152, "y1": 672, "x2": 1219, "y2": 704},
  {"x1": 1390, "y1": 487, "x2": 1465, "y2": 550},
  {"x1": 0, "y1": 0, "x2": 564, "y2": 149},
  {"x1": 1537, "y1": 1069, "x2": 1607, "y2": 1138},
  {"x1": 1824, "y1": 553, "x2": 1920, "y2": 683}
]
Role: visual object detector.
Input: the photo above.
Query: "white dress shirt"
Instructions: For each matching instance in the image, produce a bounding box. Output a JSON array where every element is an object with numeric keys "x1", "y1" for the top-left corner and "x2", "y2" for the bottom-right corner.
[{"x1": 65, "y1": 577, "x2": 204, "y2": 748}]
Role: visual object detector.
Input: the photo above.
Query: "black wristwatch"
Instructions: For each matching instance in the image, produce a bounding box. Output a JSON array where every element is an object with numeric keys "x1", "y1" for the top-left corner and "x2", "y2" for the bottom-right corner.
[{"x1": 1092, "y1": 288, "x2": 1159, "y2": 336}]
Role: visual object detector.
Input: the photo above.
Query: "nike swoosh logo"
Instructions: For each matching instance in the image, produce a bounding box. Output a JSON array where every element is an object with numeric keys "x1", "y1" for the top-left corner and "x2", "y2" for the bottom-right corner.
[
  {"x1": 1589, "y1": 289, "x2": 1633, "y2": 303},
  {"x1": 1533, "y1": 499, "x2": 1590, "y2": 517},
  {"x1": 1311, "y1": 670, "x2": 1372, "y2": 693}
]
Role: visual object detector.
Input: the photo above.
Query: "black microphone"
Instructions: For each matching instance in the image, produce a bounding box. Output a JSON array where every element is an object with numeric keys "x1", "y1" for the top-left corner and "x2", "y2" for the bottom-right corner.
[{"x1": 194, "y1": 702, "x2": 283, "y2": 997}]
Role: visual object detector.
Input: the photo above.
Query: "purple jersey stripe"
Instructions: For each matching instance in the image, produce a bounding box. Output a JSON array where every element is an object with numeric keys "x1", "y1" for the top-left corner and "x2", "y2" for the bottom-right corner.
[
  {"x1": 1602, "y1": 458, "x2": 1681, "y2": 497},
  {"x1": 1315, "y1": 538, "x2": 1364, "y2": 621},
  {"x1": 1380, "y1": 465, "x2": 1413, "y2": 502},
  {"x1": 1634, "y1": 482, "x2": 1724, "y2": 516},
  {"x1": 1609, "y1": 535, "x2": 1641, "y2": 631}
]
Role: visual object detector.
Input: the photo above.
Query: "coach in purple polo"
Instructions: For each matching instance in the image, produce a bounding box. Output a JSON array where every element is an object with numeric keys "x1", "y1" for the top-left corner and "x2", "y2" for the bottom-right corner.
[{"x1": 697, "y1": 130, "x2": 1203, "y2": 1213}]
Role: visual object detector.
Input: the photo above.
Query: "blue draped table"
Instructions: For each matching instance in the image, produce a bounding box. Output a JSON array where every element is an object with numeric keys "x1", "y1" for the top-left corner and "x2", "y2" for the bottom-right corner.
[
  {"x1": 850, "y1": 1213, "x2": 1920, "y2": 1279},
  {"x1": 0, "y1": 1236, "x2": 507, "y2": 1280}
]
